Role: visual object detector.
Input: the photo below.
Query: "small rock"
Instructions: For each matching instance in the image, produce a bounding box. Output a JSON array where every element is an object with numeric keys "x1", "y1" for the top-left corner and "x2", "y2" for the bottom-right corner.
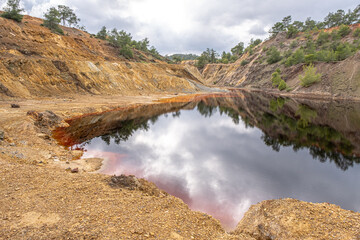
[
  {"x1": 110, "y1": 174, "x2": 141, "y2": 190},
  {"x1": 15, "y1": 153, "x2": 25, "y2": 159},
  {"x1": 11, "y1": 104, "x2": 20, "y2": 108},
  {"x1": 9, "y1": 143, "x2": 15, "y2": 147},
  {"x1": 71, "y1": 168, "x2": 79, "y2": 173},
  {"x1": 37, "y1": 133, "x2": 50, "y2": 140},
  {"x1": 0, "y1": 130, "x2": 4, "y2": 140}
]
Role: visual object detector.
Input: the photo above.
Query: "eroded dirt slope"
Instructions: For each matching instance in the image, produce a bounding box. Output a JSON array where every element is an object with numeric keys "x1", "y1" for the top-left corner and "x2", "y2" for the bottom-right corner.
[
  {"x1": 0, "y1": 15, "x2": 204, "y2": 98},
  {"x1": 201, "y1": 25, "x2": 360, "y2": 99}
]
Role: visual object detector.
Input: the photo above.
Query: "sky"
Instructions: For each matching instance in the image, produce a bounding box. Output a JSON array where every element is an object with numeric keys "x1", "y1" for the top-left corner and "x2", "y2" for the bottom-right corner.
[{"x1": 3, "y1": 0, "x2": 358, "y2": 55}]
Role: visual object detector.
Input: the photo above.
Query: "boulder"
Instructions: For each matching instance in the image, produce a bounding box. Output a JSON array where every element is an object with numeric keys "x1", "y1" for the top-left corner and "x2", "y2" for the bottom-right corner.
[
  {"x1": 234, "y1": 198, "x2": 360, "y2": 240},
  {"x1": 27, "y1": 110, "x2": 62, "y2": 129}
]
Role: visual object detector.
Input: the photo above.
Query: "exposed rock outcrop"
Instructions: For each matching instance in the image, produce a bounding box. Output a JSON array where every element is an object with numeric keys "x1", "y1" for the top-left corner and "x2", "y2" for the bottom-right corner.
[{"x1": 234, "y1": 198, "x2": 360, "y2": 240}]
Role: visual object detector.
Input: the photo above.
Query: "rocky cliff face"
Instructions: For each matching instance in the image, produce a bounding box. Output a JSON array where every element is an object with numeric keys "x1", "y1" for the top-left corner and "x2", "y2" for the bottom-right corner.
[
  {"x1": 0, "y1": 15, "x2": 204, "y2": 98},
  {"x1": 201, "y1": 25, "x2": 360, "y2": 99}
]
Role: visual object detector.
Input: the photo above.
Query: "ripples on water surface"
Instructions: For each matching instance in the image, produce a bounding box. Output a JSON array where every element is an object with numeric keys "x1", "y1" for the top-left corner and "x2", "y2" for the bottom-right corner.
[{"x1": 55, "y1": 91, "x2": 360, "y2": 229}]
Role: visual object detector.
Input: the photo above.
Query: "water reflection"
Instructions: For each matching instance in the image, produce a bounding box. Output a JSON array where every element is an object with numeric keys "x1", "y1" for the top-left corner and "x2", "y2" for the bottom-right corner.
[{"x1": 55, "y1": 91, "x2": 360, "y2": 230}]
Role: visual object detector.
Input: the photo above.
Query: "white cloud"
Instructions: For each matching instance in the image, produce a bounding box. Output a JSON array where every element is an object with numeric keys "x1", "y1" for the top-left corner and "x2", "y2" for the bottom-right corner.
[{"x1": 17, "y1": 0, "x2": 359, "y2": 55}]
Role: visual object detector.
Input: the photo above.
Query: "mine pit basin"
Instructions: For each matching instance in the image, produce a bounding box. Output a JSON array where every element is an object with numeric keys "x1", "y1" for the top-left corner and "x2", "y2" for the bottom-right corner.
[{"x1": 54, "y1": 90, "x2": 360, "y2": 230}]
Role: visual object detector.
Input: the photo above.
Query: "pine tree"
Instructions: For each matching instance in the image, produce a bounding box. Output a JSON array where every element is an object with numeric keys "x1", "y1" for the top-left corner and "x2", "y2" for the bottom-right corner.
[
  {"x1": 57, "y1": 5, "x2": 80, "y2": 27},
  {"x1": 43, "y1": 7, "x2": 63, "y2": 35}
]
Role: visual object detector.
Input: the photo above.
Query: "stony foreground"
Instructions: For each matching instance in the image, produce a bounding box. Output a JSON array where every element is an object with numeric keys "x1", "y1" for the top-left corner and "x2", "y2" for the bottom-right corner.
[{"x1": 1, "y1": 95, "x2": 360, "y2": 240}]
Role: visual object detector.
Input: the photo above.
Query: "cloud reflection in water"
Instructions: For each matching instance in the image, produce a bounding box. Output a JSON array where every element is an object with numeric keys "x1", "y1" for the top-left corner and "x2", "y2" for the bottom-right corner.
[{"x1": 82, "y1": 107, "x2": 360, "y2": 230}]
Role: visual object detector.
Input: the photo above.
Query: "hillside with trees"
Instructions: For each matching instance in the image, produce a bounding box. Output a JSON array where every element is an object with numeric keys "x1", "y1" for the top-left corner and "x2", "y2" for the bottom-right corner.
[
  {"x1": 196, "y1": 5, "x2": 359, "y2": 70},
  {"x1": 94, "y1": 27, "x2": 165, "y2": 61},
  {"x1": 200, "y1": 5, "x2": 360, "y2": 99},
  {"x1": 0, "y1": 0, "x2": 166, "y2": 63},
  {"x1": 166, "y1": 54, "x2": 199, "y2": 63}
]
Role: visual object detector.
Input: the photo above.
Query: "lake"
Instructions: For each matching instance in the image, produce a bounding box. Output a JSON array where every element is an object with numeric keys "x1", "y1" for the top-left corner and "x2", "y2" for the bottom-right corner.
[{"x1": 54, "y1": 90, "x2": 360, "y2": 230}]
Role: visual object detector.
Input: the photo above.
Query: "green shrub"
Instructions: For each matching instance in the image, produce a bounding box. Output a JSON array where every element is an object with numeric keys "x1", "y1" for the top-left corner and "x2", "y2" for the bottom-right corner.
[
  {"x1": 304, "y1": 40, "x2": 316, "y2": 54},
  {"x1": 1, "y1": 0, "x2": 23, "y2": 22},
  {"x1": 278, "y1": 80, "x2": 287, "y2": 91},
  {"x1": 1, "y1": 10, "x2": 23, "y2": 22},
  {"x1": 299, "y1": 64, "x2": 322, "y2": 87},
  {"x1": 315, "y1": 50, "x2": 336, "y2": 62},
  {"x1": 305, "y1": 54, "x2": 315, "y2": 64},
  {"x1": 337, "y1": 24, "x2": 351, "y2": 38},
  {"x1": 119, "y1": 45, "x2": 134, "y2": 59},
  {"x1": 316, "y1": 31, "x2": 330, "y2": 45},
  {"x1": 248, "y1": 48, "x2": 254, "y2": 55},
  {"x1": 290, "y1": 40, "x2": 298, "y2": 49},
  {"x1": 271, "y1": 69, "x2": 287, "y2": 91},
  {"x1": 335, "y1": 43, "x2": 353, "y2": 61},
  {"x1": 353, "y1": 28, "x2": 360, "y2": 38},
  {"x1": 285, "y1": 48, "x2": 304, "y2": 66},
  {"x1": 266, "y1": 46, "x2": 282, "y2": 64},
  {"x1": 329, "y1": 41, "x2": 340, "y2": 51},
  {"x1": 354, "y1": 39, "x2": 360, "y2": 50},
  {"x1": 283, "y1": 50, "x2": 292, "y2": 58},
  {"x1": 331, "y1": 30, "x2": 341, "y2": 41},
  {"x1": 271, "y1": 71, "x2": 281, "y2": 87},
  {"x1": 241, "y1": 60, "x2": 249, "y2": 66},
  {"x1": 304, "y1": 31, "x2": 312, "y2": 40}
]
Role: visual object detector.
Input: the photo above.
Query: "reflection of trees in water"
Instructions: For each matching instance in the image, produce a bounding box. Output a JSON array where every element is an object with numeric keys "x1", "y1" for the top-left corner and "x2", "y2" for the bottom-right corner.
[
  {"x1": 261, "y1": 102, "x2": 360, "y2": 170},
  {"x1": 89, "y1": 96, "x2": 360, "y2": 170},
  {"x1": 197, "y1": 100, "x2": 247, "y2": 126},
  {"x1": 100, "y1": 118, "x2": 151, "y2": 145},
  {"x1": 269, "y1": 97, "x2": 286, "y2": 112},
  {"x1": 197, "y1": 101, "x2": 217, "y2": 118},
  {"x1": 296, "y1": 105, "x2": 318, "y2": 128},
  {"x1": 262, "y1": 133, "x2": 360, "y2": 171},
  {"x1": 99, "y1": 102, "x2": 246, "y2": 146}
]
